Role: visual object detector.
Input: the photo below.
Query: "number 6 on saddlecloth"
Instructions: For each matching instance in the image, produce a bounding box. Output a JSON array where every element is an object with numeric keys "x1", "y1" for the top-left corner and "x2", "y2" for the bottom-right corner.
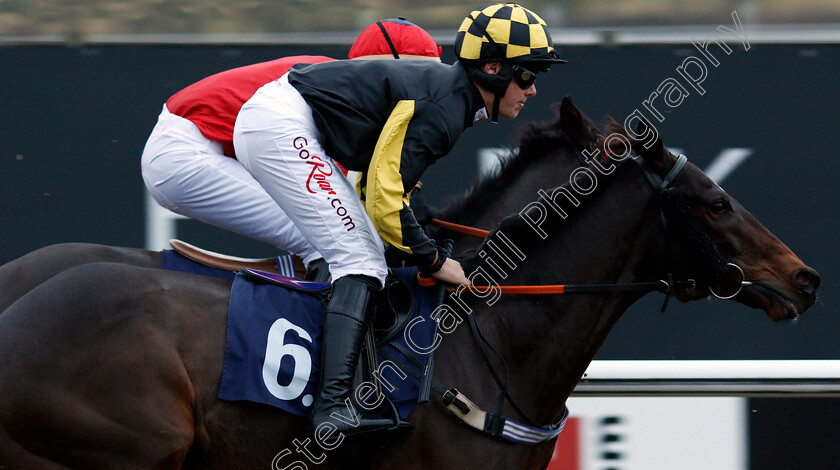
[{"x1": 262, "y1": 318, "x2": 313, "y2": 403}]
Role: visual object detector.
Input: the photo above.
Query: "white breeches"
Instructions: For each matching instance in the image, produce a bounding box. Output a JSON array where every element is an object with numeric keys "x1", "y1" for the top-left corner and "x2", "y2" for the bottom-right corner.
[
  {"x1": 232, "y1": 76, "x2": 387, "y2": 286},
  {"x1": 140, "y1": 104, "x2": 322, "y2": 267}
]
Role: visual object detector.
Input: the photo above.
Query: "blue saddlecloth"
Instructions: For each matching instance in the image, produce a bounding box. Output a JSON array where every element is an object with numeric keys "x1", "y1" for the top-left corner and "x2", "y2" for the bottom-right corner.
[{"x1": 219, "y1": 267, "x2": 438, "y2": 419}]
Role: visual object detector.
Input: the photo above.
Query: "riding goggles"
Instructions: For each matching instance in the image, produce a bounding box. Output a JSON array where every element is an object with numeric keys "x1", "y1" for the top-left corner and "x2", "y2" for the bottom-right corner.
[{"x1": 512, "y1": 64, "x2": 537, "y2": 90}]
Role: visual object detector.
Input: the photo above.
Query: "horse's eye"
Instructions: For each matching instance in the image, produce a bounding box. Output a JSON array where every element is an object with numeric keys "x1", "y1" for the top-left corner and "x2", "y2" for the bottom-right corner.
[{"x1": 710, "y1": 199, "x2": 732, "y2": 214}]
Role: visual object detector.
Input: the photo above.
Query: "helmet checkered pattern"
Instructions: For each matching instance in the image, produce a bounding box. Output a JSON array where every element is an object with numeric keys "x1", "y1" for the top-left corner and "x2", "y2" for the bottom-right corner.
[{"x1": 455, "y1": 3, "x2": 557, "y2": 63}]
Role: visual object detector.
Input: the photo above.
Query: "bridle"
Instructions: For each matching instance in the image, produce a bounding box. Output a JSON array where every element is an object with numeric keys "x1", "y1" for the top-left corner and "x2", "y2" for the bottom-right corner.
[
  {"x1": 634, "y1": 153, "x2": 752, "y2": 302},
  {"x1": 708, "y1": 262, "x2": 751, "y2": 299}
]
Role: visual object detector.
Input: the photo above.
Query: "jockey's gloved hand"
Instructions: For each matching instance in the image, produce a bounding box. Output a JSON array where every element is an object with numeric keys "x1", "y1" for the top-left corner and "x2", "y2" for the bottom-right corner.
[{"x1": 438, "y1": 238, "x2": 455, "y2": 260}]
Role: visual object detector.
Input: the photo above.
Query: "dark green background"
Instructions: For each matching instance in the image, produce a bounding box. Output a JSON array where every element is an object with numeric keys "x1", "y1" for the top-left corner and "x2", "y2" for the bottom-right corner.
[
  {"x1": 2, "y1": 42, "x2": 839, "y2": 469},
  {"x1": 2, "y1": 43, "x2": 837, "y2": 360}
]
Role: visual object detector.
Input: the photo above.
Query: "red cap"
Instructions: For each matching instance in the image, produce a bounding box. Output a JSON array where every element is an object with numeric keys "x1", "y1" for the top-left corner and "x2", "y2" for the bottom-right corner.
[{"x1": 349, "y1": 18, "x2": 442, "y2": 59}]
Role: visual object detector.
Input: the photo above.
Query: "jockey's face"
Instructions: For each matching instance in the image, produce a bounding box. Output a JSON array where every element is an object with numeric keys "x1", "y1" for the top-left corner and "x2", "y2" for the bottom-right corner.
[
  {"x1": 477, "y1": 62, "x2": 537, "y2": 119},
  {"x1": 498, "y1": 73, "x2": 536, "y2": 119}
]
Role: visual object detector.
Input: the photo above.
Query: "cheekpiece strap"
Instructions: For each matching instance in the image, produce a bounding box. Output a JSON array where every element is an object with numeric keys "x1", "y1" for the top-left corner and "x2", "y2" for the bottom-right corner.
[{"x1": 634, "y1": 154, "x2": 688, "y2": 192}]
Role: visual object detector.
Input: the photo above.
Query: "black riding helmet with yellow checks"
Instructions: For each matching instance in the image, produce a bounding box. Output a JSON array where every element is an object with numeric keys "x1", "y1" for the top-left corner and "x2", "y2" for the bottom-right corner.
[{"x1": 455, "y1": 3, "x2": 566, "y2": 121}]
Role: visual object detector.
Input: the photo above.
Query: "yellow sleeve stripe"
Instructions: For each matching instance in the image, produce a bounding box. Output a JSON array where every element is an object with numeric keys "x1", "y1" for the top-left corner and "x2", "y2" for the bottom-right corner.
[{"x1": 366, "y1": 100, "x2": 415, "y2": 252}]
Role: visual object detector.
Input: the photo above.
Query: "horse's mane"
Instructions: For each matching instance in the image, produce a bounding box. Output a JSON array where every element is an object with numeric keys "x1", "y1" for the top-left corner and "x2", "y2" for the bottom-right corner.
[
  {"x1": 597, "y1": 118, "x2": 636, "y2": 160},
  {"x1": 432, "y1": 109, "x2": 580, "y2": 228},
  {"x1": 460, "y1": 121, "x2": 635, "y2": 273}
]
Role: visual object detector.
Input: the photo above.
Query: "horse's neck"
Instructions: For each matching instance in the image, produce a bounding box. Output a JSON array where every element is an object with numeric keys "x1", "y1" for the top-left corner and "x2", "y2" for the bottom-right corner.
[
  {"x1": 441, "y1": 147, "x2": 579, "y2": 252},
  {"x1": 437, "y1": 164, "x2": 664, "y2": 425},
  {"x1": 472, "y1": 152, "x2": 578, "y2": 227}
]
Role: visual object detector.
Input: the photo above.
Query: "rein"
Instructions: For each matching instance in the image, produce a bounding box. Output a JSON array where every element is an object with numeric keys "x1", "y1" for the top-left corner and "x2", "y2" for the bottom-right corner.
[
  {"x1": 425, "y1": 220, "x2": 687, "y2": 294},
  {"x1": 430, "y1": 219, "x2": 490, "y2": 238},
  {"x1": 425, "y1": 152, "x2": 696, "y2": 299}
]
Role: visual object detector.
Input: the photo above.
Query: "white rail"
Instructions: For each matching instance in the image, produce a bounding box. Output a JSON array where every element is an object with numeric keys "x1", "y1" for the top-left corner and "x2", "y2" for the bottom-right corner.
[
  {"x1": 573, "y1": 360, "x2": 840, "y2": 397},
  {"x1": 3, "y1": 24, "x2": 840, "y2": 45}
]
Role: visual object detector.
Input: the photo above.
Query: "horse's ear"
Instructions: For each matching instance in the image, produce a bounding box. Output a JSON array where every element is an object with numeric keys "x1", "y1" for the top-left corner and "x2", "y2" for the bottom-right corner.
[
  {"x1": 560, "y1": 96, "x2": 580, "y2": 124},
  {"x1": 560, "y1": 95, "x2": 594, "y2": 149},
  {"x1": 633, "y1": 117, "x2": 671, "y2": 170}
]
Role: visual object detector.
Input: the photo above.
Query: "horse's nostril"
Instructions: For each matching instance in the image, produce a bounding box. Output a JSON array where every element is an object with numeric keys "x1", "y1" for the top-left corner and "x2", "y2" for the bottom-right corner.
[{"x1": 795, "y1": 268, "x2": 821, "y2": 294}]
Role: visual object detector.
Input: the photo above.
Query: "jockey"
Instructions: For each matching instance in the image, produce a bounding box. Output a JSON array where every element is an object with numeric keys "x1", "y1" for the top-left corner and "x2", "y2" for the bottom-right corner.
[
  {"x1": 140, "y1": 18, "x2": 441, "y2": 281},
  {"x1": 231, "y1": 3, "x2": 565, "y2": 436}
]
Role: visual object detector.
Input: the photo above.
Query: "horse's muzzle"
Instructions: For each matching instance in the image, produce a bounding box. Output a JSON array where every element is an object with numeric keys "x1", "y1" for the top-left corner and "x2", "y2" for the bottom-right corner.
[{"x1": 794, "y1": 267, "x2": 820, "y2": 296}]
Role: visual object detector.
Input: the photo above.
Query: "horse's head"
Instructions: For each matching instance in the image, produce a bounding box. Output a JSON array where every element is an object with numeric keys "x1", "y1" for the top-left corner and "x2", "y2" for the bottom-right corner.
[{"x1": 630, "y1": 120, "x2": 820, "y2": 321}]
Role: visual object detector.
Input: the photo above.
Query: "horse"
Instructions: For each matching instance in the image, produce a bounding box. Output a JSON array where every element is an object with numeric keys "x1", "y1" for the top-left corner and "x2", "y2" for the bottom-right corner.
[
  {"x1": 0, "y1": 97, "x2": 599, "y2": 314},
  {"x1": 0, "y1": 104, "x2": 820, "y2": 469}
]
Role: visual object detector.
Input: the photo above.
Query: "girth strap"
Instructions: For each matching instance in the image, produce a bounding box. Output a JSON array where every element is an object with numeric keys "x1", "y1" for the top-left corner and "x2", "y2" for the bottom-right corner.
[
  {"x1": 378, "y1": 349, "x2": 568, "y2": 444},
  {"x1": 442, "y1": 389, "x2": 569, "y2": 444}
]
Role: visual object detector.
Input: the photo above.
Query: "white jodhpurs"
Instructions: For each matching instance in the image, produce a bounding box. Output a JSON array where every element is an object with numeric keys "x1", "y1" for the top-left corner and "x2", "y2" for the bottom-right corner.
[
  {"x1": 140, "y1": 104, "x2": 322, "y2": 266},
  {"x1": 233, "y1": 76, "x2": 388, "y2": 286}
]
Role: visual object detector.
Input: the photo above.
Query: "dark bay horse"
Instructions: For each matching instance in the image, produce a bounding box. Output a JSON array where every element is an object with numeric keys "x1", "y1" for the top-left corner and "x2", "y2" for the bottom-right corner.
[
  {"x1": 0, "y1": 112, "x2": 819, "y2": 468},
  {"x1": 0, "y1": 97, "x2": 597, "y2": 313}
]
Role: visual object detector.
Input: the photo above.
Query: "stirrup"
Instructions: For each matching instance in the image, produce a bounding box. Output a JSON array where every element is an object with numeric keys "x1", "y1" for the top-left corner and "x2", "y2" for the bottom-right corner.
[{"x1": 309, "y1": 410, "x2": 409, "y2": 438}]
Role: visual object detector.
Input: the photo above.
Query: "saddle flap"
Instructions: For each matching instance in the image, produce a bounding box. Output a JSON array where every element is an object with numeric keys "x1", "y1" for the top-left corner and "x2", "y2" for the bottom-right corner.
[
  {"x1": 241, "y1": 267, "x2": 416, "y2": 346},
  {"x1": 239, "y1": 267, "x2": 331, "y2": 295}
]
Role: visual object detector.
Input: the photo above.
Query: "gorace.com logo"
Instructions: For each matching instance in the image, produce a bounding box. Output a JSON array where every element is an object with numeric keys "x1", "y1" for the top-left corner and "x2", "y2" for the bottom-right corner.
[{"x1": 293, "y1": 136, "x2": 356, "y2": 232}]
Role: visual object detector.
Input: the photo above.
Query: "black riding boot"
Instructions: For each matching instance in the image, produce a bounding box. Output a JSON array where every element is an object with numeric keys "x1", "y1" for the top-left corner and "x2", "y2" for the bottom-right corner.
[{"x1": 310, "y1": 275, "x2": 394, "y2": 436}]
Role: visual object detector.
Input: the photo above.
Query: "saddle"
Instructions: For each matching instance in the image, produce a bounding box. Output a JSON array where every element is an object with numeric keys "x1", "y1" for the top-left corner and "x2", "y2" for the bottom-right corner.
[
  {"x1": 190, "y1": 240, "x2": 566, "y2": 444},
  {"x1": 169, "y1": 239, "x2": 305, "y2": 278}
]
